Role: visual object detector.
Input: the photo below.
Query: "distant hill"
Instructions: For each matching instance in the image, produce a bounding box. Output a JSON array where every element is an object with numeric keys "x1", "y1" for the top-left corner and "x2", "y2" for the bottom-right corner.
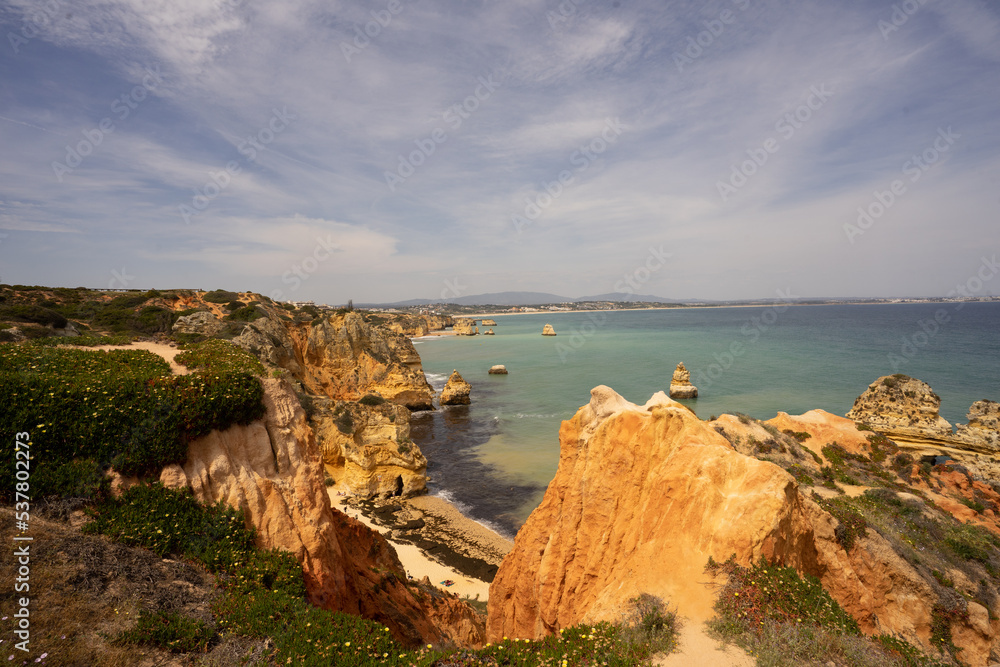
[{"x1": 370, "y1": 291, "x2": 699, "y2": 307}]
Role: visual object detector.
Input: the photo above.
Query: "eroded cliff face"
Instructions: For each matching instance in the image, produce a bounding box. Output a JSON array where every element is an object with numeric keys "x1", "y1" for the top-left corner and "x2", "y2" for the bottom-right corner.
[
  {"x1": 235, "y1": 311, "x2": 433, "y2": 410},
  {"x1": 847, "y1": 375, "x2": 954, "y2": 445},
  {"x1": 487, "y1": 386, "x2": 997, "y2": 664},
  {"x1": 160, "y1": 378, "x2": 482, "y2": 647},
  {"x1": 312, "y1": 397, "x2": 428, "y2": 498}
]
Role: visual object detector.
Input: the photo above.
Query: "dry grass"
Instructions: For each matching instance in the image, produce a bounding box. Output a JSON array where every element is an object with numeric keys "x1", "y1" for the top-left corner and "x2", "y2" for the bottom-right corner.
[{"x1": 0, "y1": 508, "x2": 267, "y2": 667}]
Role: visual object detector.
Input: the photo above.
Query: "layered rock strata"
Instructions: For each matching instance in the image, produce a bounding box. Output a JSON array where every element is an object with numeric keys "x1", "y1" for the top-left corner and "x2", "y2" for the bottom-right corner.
[
  {"x1": 236, "y1": 311, "x2": 434, "y2": 410},
  {"x1": 488, "y1": 386, "x2": 997, "y2": 663},
  {"x1": 160, "y1": 378, "x2": 482, "y2": 647},
  {"x1": 453, "y1": 319, "x2": 477, "y2": 335},
  {"x1": 668, "y1": 361, "x2": 698, "y2": 399},
  {"x1": 846, "y1": 375, "x2": 954, "y2": 445},
  {"x1": 312, "y1": 397, "x2": 428, "y2": 498},
  {"x1": 440, "y1": 370, "x2": 472, "y2": 406},
  {"x1": 954, "y1": 400, "x2": 1000, "y2": 454}
]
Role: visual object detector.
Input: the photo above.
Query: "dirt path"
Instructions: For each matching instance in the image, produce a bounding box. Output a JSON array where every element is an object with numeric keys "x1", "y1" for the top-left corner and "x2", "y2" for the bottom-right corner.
[
  {"x1": 92, "y1": 341, "x2": 190, "y2": 375},
  {"x1": 655, "y1": 622, "x2": 754, "y2": 667}
]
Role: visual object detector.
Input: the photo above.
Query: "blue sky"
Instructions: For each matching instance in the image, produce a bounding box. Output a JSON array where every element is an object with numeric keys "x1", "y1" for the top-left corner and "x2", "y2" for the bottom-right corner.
[{"x1": 1, "y1": 0, "x2": 998, "y2": 304}]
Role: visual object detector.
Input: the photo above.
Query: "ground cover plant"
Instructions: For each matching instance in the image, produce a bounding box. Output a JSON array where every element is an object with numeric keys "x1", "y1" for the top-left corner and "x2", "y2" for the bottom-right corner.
[
  {"x1": 0, "y1": 340, "x2": 265, "y2": 500},
  {"x1": 707, "y1": 557, "x2": 951, "y2": 667},
  {"x1": 84, "y1": 484, "x2": 679, "y2": 666}
]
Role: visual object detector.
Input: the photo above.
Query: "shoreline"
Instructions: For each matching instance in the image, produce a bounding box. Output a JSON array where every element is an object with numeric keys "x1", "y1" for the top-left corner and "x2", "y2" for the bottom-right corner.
[{"x1": 330, "y1": 491, "x2": 513, "y2": 602}]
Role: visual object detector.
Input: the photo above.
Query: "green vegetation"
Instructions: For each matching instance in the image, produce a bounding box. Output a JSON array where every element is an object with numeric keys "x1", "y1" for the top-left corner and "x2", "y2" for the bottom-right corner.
[
  {"x1": 0, "y1": 341, "x2": 265, "y2": 499},
  {"x1": 174, "y1": 338, "x2": 265, "y2": 375},
  {"x1": 815, "y1": 495, "x2": 868, "y2": 551},
  {"x1": 114, "y1": 610, "x2": 216, "y2": 653},
  {"x1": 92, "y1": 485, "x2": 678, "y2": 666},
  {"x1": 707, "y1": 557, "x2": 948, "y2": 667},
  {"x1": 359, "y1": 393, "x2": 387, "y2": 406},
  {"x1": 203, "y1": 289, "x2": 241, "y2": 304}
]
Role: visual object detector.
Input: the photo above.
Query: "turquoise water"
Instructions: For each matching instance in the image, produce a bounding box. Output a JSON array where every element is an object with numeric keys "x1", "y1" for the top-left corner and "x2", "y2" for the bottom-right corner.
[{"x1": 409, "y1": 303, "x2": 1000, "y2": 537}]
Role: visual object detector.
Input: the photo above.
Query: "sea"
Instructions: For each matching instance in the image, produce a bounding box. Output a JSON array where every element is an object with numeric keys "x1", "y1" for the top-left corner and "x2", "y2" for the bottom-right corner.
[{"x1": 408, "y1": 302, "x2": 1000, "y2": 539}]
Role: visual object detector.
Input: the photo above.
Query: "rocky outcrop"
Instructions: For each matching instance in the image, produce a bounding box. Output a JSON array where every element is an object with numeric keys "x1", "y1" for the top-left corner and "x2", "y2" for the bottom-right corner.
[
  {"x1": 488, "y1": 386, "x2": 996, "y2": 662},
  {"x1": 488, "y1": 365, "x2": 508, "y2": 375},
  {"x1": 668, "y1": 361, "x2": 698, "y2": 399},
  {"x1": 954, "y1": 400, "x2": 1000, "y2": 454},
  {"x1": 160, "y1": 378, "x2": 482, "y2": 647},
  {"x1": 172, "y1": 311, "x2": 224, "y2": 337},
  {"x1": 847, "y1": 375, "x2": 955, "y2": 446},
  {"x1": 484, "y1": 329, "x2": 495, "y2": 335},
  {"x1": 234, "y1": 311, "x2": 433, "y2": 410},
  {"x1": 385, "y1": 314, "x2": 454, "y2": 337},
  {"x1": 453, "y1": 319, "x2": 477, "y2": 336},
  {"x1": 765, "y1": 409, "x2": 874, "y2": 459},
  {"x1": 541, "y1": 323, "x2": 556, "y2": 336},
  {"x1": 312, "y1": 398, "x2": 427, "y2": 498},
  {"x1": 289, "y1": 313, "x2": 433, "y2": 410},
  {"x1": 481, "y1": 319, "x2": 497, "y2": 326},
  {"x1": 440, "y1": 370, "x2": 472, "y2": 406}
]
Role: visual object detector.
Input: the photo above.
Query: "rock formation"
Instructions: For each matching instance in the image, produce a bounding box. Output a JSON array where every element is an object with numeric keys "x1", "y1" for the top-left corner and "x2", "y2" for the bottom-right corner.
[
  {"x1": 440, "y1": 370, "x2": 472, "y2": 406},
  {"x1": 765, "y1": 409, "x2": 874, "y2": 459},
  {"x1": 668, "y1": 361, "x2": 698, "y2": 399},
  {"x1": 311, "y1": 397, "x2": 428, "y2": 498},
  {"x1": 453, "y1": 319, "x2": 477, "y2": 336},
  {"x1": 171, "y1": 311, "x2": 224, "y2": 337},
  {"x1": 484, "y1": 328, "x2": 495, "y2": 335},
  {"x1": 488, "y1": 386, "x2": 997, "y2": 663},
  {"x1": 236, "y1": 311, "x2": 434, "y2": 411},
  {"x1": 846, "y1": 375, "x2": 954, "y2": 446},
  {"x1": 541, "y1": 323, "x2": 556, "y2": 336},
  {"x1": 954, "y1": 400, "x2": 1000, "y2": 454},
  {"x1": 160, "y1": 378, "x2": 482, "y2": 647},
  {"x1": 481, "y1": 319, "x2": 497, "y2": 326},
  {"x1": 488, "y1": 364, "x2": 508, "y2": 375},
  {"x1": 385, "y1": 314, "x2": 454, "y2": 337}
]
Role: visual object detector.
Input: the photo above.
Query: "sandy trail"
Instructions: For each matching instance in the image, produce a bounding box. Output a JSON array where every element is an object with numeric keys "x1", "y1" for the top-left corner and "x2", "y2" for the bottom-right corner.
[
  {"x1": 92, "y1": 341, "x2": 190, "y2": 375},
  {"x1": 655, "y1": 622, "x2": 754, "y2": 667}
]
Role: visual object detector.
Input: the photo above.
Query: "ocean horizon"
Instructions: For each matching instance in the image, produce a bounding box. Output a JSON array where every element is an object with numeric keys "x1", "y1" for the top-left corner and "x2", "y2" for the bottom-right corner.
[{"x1": 409, "y1": 302, "x2": 1000, "y2": 539}]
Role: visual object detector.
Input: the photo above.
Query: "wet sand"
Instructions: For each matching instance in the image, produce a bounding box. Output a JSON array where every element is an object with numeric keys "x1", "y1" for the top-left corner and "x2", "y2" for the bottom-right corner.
[{"x1": 331, "y1": 492, "x2": 513, "y2": 602}]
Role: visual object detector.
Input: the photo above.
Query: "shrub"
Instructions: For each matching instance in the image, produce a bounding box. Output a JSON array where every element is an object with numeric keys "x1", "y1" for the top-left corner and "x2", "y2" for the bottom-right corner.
[
  {"x1": 116, "y1": 611, "x2": 215, "y2": 653},
  {"x1": 359, "y1": 394, "x2": 387, "y2": 406},
  {"x1": 0, "y1": 303, "x2": 69, "y2": 328},
  {"x1": 226, "y1": 304, "x2": 265, "y2": 322},
  {"x1": 0, "y1": 344, "x2": 266, "y2": 496},
  {"x1": 203, "y1": 290, "x2": 240, "y2": 304},
  {"x1": 817, "y1": 497, "x2": 868, "y2": 551}
]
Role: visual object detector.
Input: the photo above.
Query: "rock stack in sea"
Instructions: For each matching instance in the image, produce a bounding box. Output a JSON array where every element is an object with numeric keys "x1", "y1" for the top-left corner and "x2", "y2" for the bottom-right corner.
[
  {"x1": 484, "y1": 329, "x2": 495, "y2": 335},
  {"x1": 453, "y1": 319, "x2": 477, "y2": 335},
  {"x1": 440, "y1": 370, "x2": 472, "y2": 405},
  {"x1": 668, "y1": 361, "x2": 698, "y2": 399},
  {"x1": 482, "y1": 319, "x2": 497, "y2": 326},
  {"x1": 541, "y1": 323, "x2": 556, "y2": 336},
  {"x1": 488, "y1": 364, "x2": 508, "y2": 375}
]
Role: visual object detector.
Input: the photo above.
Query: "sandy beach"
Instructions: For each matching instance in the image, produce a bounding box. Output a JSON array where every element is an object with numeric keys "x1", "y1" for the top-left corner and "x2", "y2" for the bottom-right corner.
[{"x1": 330, "y1": 491, "x2": 513, "y2": 602}]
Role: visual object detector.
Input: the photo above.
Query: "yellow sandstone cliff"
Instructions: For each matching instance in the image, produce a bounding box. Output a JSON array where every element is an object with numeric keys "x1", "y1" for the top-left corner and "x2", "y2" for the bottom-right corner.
[
  {"x1": 487, "y1": 386, "x2": 999, "y2": 664},
  {"x1": 160, "y1": 378, "x2": 483, "y2": 647}
]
